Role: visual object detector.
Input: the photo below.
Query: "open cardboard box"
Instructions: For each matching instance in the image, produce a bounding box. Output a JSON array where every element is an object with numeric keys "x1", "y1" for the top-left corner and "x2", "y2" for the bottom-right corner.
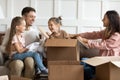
[
  {"x1": 48, "y1": 61, "x2": 83, "y2": 80},
  {"x1": 82, "y1": 56, "x2": 120, "y2": 80},
  {"x1": 45, "y1": 39, "x2": 80, "y2": 61}
]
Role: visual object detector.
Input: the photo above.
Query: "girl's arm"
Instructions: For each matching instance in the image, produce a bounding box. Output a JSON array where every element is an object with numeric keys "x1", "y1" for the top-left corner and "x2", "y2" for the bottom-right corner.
[
  {"x1": 12, "y1": 35, "x2": 28, "y2": 53},
  {"x1": 14, "y1": 42, "x2": 28, "y2": 53}
]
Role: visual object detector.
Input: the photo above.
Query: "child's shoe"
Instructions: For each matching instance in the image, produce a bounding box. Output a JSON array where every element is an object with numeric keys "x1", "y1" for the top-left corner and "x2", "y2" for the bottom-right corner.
[{"x1": 41, "y1": 69, "x2": 48, "y2": 74}]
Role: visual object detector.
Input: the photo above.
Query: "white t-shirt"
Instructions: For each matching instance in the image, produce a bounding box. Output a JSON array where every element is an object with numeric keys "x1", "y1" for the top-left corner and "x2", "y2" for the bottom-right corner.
[{"x1": 24, "y1": 26, "x2": 40, "y2": 46}]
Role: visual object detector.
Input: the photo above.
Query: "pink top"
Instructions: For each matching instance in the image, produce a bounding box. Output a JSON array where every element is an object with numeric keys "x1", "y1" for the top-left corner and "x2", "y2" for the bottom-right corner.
[
  {"x1": 11, "y1": 34, "x2": 25, "y2": 55},
  {"x1": 12, "y1": 34, "x2": 25, "y2": 47},
  {"x1": 80, "y1": 30, "x2": 120, "y2": 56}
]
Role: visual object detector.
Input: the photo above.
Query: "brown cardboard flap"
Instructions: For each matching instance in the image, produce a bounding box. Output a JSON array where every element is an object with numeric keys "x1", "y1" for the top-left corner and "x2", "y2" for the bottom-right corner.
[
  {"x1": 44, "y1": 39, "x2": 77, "y2": 47},
  {"x1": 111, "y1": 61, "x2": 120, "y2": 68},
  {"x1": 48, "y1": 61, "x2": 80, "y2": 65},
  {"x1": 49, "y1": 65, "x2": 83, "y2": 80},
  {"x1": 82, "y1": 56, "x2": 120, "y2": 67}
]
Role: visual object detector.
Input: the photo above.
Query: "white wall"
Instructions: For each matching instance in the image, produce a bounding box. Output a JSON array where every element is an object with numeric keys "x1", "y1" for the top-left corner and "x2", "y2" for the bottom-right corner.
[{"x1": 0, "y1": 0, "x2": 120, "y2": 34}]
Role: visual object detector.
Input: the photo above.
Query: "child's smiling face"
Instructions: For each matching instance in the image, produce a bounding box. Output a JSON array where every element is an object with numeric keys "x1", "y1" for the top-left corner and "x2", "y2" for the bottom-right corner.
[
  {"x1": 16, "y1": 20, "x2": 26, "y2": 33},
  {"x1": 48, "y1": 21, "x2": 60, "y2": 33}
]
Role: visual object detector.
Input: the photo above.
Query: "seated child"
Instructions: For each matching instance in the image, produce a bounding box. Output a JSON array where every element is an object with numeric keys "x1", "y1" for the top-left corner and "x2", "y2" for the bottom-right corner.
[
  {"x1": 5, "y1": 16, "x2": 48, "y2": 75},
  {"x1": 47, "y1": 16, "x2": 70, "y2": 39}
]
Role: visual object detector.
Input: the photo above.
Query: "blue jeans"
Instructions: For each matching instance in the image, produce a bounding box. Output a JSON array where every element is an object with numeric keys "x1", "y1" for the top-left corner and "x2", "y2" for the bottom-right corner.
[
  {"x1": 12, "y1": 51, "x2": 46, "y2": 70},
  {"x1": 81, "y1": 58, "x2": 95, "y2": 80}
]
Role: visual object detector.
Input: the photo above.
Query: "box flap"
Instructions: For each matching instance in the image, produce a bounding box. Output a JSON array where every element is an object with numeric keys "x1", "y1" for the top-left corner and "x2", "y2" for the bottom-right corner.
[
  {"x1": 82, "y1": 56, "x2": 120, "y2": 67},
  {"x1": 82, "y1": 57, "x2": 110, "y2": 66},
  {"x1": 111, "y1": 61, "x2": 120, "y2": 68},
  {"x1": 44, "y1": 39, "x2": 77, "y2": 47}
]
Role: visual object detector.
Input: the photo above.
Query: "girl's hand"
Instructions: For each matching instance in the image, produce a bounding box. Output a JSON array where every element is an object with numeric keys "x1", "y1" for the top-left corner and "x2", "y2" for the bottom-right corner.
[
  {"x1": 25, "y1": 48, "x2": 29, "y2": 51},
  {"x1": 46, "y1": 32, "x2": 51, "y2": 36},
  {"x1": 19, "y1": 48, "x2": 29, "y2": 53}
]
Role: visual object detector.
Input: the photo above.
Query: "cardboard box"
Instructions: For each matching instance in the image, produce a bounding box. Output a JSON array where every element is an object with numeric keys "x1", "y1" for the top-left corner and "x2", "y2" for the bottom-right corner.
[
  {"x1": 9, "y1": 75, "x2": 32, "y2": 80},
  {"x1": 45, "y1": 39, "x2": 80, "y2": 61},
  {"x1": 48, "y1": 61, "x2": 83, "y2": 80},
  {"x1": 48, "y1": 61, "x2": 80, "y2": 65},
  {"x1": 82, "y1": 56, "x2": 120, "y2": 80}
]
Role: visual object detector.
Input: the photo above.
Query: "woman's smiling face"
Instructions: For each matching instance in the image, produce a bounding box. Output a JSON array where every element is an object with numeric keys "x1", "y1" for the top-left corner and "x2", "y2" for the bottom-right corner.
[{"x1": 102, "y1": 14, "x2": 109, "y2": 27}]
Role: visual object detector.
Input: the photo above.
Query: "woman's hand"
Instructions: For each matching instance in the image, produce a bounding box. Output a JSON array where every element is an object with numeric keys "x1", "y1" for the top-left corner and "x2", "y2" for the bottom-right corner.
[
  {"x1": 69, "y1": 34, "x2": 80, "y2": 39},
  {"x1": 77, "y1": 36, "x2": 88, "y2": 43},
  {"x1": 77, "y1": 36, "x2": 89, "y2": 48}
]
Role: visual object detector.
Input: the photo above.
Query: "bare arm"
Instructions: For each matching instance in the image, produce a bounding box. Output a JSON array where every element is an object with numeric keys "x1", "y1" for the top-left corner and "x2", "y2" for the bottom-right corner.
[{"x1": 14, "y1": 42, "x2": 28, "y2": 53}]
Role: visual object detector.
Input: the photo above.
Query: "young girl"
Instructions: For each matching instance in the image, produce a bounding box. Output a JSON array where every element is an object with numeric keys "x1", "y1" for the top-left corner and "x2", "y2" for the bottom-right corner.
[
  {"x1": 5, "y1": 16, "x2": 48, "y2": 74},
  {"x1": 47, "y1": 16, "x2": 70, "y2": 39},
  {"x1": 77, "y1": 10, "x2": 120, "y2": 56}
]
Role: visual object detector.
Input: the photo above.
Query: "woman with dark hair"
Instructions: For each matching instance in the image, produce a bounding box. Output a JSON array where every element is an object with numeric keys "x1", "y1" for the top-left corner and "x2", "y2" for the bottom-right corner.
[
  {"x1": 75, "y1": 10, "x2": 120, "y2": 56},
  {"x1": 72, "y1": 10, "x2": 120, "y2": 80}
]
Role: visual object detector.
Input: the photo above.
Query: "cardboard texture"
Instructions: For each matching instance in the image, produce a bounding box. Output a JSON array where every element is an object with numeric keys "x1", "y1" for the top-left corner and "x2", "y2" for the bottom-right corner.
[
  {"x1": 48, "y1": 61, "x2": 83, "y2": 80},
  {"x1": 10, "y1": 75, "x2": 32, "y2": 80},
  {"x1": 45, "y1": 39, "x2": 80, "y2": 61},
  {"x1": 82, "y1": 56, "x2": 120, "y2": 80},
  {"x1": 48, "y1": 61, "x2": 80, "y2": 65}
]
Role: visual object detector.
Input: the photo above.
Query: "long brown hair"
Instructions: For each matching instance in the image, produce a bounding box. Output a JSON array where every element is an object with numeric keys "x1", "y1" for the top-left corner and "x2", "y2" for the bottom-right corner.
[
  {"x1": 5, "y1": 16, "x2": 24, "y2": 54},
  {"x1": 104, "y1": 10, "x2": 120, "y2": 39}
]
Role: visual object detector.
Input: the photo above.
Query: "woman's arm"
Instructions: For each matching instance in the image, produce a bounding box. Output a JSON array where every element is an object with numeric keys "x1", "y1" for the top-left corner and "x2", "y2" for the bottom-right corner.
[
  {"x1": 87, "y1": 33, "x2": 120, "y2": 50},
  {"x1": 70, "y1": 30, "x2": 105, "y2": 39}
]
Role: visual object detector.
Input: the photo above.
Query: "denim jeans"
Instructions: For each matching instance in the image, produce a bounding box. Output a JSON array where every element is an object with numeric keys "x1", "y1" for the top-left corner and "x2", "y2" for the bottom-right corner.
[
  {"x1": 12, "y1": 51, "x2": 46, "y2": 70},
  {"x1": 81, "y1": 58, "x2": 95, "y2": 80}
]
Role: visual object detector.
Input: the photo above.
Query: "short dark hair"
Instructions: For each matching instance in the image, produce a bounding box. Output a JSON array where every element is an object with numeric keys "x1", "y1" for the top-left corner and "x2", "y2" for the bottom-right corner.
[{"x1": 21, "y1": 7, "x2": 36, "y2": 16}]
